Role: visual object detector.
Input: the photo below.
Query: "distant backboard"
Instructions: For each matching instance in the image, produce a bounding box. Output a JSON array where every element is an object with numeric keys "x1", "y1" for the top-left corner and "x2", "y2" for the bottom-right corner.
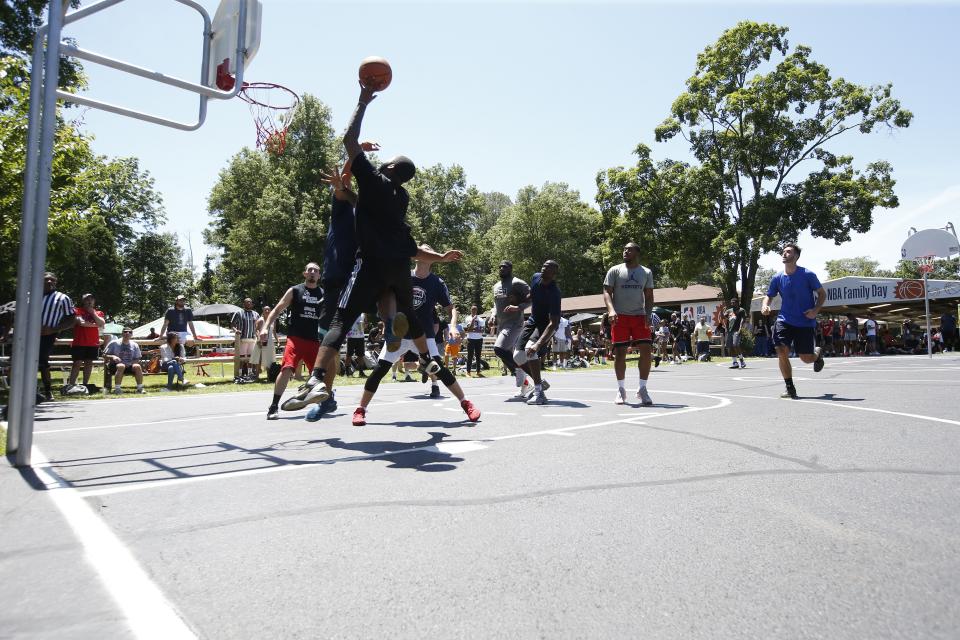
[
  {"x1": 901, "y1": 228, "x2": 960, "y2": 260},
  {"x1": 210, "y1": 0, "x2": 262, "y2": 90}
]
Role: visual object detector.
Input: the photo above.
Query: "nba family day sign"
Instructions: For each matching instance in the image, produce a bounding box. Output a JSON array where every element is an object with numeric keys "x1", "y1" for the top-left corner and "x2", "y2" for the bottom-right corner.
[{"x1": 751, "y1": 276, "x2": 960, "y2": 311}]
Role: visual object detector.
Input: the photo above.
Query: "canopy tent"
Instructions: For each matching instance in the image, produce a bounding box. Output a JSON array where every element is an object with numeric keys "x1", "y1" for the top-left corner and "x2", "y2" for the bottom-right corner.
[
  {"x1": 131, "y1": 317, "x2": 233, "y2": 339},
  {"x1": 102, "y1": 322, "x2": 124, "y2": 335},
  {"x1": 194, "y1": 303, "x2": 242, "y2": 317},
  {"x1": 568, "y1": 312, "x2": 597, "y2": 324}
]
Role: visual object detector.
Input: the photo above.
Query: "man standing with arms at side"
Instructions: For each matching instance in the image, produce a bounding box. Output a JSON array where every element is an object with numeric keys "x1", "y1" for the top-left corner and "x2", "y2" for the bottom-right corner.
[
  {"x1": 725, "y1": 296, "x2": 747, "y2": 369},
  {"x1": 513, "y1": 260, "x2": 562, "y2": 406},
  {"x1": 37, "y1": 272, "x2": 77, "y2": 401},
  {"x1": 160, "y1": 295, "x2": 198, "y2": 346},
  {"x1": 491, "y1": 260, "x2": 530, "y2": 391},
  {"x1": 231, "y1": 297, "x2": 260, "y2": 382},
  {"x1": 603, "y1": 242, "x2": 655, "y2": 406},
  {"x1": 761, "y1": 242, "x2": 826, "y2": 399}
]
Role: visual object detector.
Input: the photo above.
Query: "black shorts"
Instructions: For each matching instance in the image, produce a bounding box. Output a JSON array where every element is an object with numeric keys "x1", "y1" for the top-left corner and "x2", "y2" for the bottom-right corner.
[
  {"x1": 71, "y1": 345, "x2": 99, "y2": 361},
  {"x1": 38, "y1": 334, "x2": 57, "y2": 370},
  {"x1": 516, "y1": 323, "x2": 550, "y2": 359},
  {"x1": 772, "y1": 320, "x2": 816, "y2": 355},
  {"x1": 402, "y1": 351, "x2": 419, "y2": 363}
]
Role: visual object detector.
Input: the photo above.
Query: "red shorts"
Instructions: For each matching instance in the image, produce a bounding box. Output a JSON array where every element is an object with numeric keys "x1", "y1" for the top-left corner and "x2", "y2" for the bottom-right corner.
[
  {"x1": 281, "y1": 335, "x2": 320, "y2": 371},
  {"x1": 611, "y1": 314, "x2": 652, "y2": 345}
]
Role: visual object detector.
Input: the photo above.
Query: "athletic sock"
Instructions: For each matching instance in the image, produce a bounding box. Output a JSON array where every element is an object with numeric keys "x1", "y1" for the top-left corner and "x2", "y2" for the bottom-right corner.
[
  {"x1": 272, "y1": 393, "x2": 281, "y2": 406},
  {"x1": 617, "y1": 379, "x2": 625, "y2": 391},
  {"x1": 638, "y1": 379, "x2": 647, "y2": 389}
]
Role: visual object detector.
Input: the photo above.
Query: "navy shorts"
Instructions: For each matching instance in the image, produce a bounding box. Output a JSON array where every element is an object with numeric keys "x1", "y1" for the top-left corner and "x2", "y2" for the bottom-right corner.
[{"x1": 772, "y1": 320, "x2": 816, "y2": 355}]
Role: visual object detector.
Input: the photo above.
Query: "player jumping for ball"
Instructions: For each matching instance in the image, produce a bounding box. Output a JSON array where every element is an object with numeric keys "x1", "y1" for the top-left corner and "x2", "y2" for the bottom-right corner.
[
  {"x1": 285, "y1": 80, "x2": 461, "y2": 411},
  {"x1": 761, "y1": 242, "x2": 826, "y2": 399}
]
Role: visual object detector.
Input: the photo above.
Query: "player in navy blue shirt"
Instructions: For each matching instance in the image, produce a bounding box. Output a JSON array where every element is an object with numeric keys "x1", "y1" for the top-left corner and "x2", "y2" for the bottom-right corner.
[
  {"x1": 761, "y1": 243, "x2": 827, "y2": 399},
  {"x1": 513, "y1": 260, "x2": 561, "y2": 405},
  {"x1": 347, "y1": 246, "x2": 480, "y2": 426}
]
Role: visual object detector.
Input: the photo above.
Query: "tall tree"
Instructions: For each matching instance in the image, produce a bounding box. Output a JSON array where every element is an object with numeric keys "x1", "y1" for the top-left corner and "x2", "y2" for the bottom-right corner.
[
  {"x1": 824, "y1": 256, "x2": 886, "y2": 280},
  {"x1": 0, "y1": 0, "x2": 83, "y2": 89},
  {"x1": 487, "y1": 183, "x2": 603, "y2": 304},
  {"x1": 204, "y1": 94, "x2": 338, "y2": 305},
  {"x1": 122, "y1": 232, "x2": 192, "y2": 325},
  {"x1": 652, "y1": 21, "x2": 911, "y2": 298}
]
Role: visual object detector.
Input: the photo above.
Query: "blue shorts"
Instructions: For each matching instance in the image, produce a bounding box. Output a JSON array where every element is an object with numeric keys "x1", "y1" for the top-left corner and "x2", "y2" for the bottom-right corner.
[{"x1": 772, "y1": 320, "x2": 816, "y2": 355}]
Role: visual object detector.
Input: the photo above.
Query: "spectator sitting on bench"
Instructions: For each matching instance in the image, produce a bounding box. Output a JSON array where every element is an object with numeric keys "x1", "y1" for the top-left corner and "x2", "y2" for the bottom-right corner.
[
  {"x1": 160, "y1": 331, "x2": 188, "y2": 390},
  {"x1": 104, "y1": 327, "x2": 145, "y2": 394}
]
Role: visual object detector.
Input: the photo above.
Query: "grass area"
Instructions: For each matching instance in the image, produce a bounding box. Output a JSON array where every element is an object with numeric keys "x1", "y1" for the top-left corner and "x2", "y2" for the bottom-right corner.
[
  {"x1": 0, "y1": 355, "x2": 749, "y2": 407},
  {"x1": 1, "y1": 424, "x2": 6, "y2": 456}
]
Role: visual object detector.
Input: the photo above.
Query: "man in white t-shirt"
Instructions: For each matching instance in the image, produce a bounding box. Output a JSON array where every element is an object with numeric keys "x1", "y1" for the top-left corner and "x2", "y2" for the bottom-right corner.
[
  {"x1": 463, "y1": 305, "x2": 486, "y2": 377},
  {"x1": 863, "y1": 312, "x2": 879, "y2": 355},
  {"x1": 553, "y1": 316, "x2": 571, "y2": 369}
]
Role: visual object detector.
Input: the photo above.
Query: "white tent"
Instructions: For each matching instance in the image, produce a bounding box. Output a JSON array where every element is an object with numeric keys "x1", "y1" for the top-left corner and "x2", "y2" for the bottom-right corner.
[{"x1": 131, "y1": 317, "x2": 233, "y2": 339}]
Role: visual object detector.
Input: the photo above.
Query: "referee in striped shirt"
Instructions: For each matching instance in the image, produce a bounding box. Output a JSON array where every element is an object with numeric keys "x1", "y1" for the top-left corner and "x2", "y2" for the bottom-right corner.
[
  {"x1": 231, "y1": 297, "x2": 260, "y2": 381},
  {"x1": 39, "y1": 272, "x2": 78, "y2": 401}
]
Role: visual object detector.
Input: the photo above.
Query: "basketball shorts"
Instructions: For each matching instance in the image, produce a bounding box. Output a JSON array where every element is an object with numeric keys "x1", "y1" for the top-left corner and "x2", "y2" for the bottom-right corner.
[
  {"x1": 494, "y1": 322, "x2": 524, "y2": 351},
  {"x1": 445, "y1": 343, "x2": 461, "y2": 357},
  {"x1": 281, "y1": 335, "x2": 320, "y2": 371},
  {"x1": 517, "y1": 323, "x2": 551, "y2": 360},
  {"x1": 843, "y1": 331, "x2": 858, "y2": 342},
  {"x1": 772, "y1": 320, "x2": 816, "y2": 355},
  {"x1": 378, "y1": 336, "x2": 440, "y2": 365},
  {"x1": 554, "y1": 339, "x2": 570, "y2": 353},
  {"x1": 725, "y1": 331, "x2": 741, "y2": 348},
  {"x1": 611, "y1": 314, "x2": 652, "y2": 345},
  {"x1": 318, "y1": 278, "x2": 344, "y2": 335},
  {"x1": 236, "y1": 338, "x2": 256, "y2": 358},
  {"x1": 251, "y1": 340, "x2": 275, "y2": 367},
  {"x1": 71, "y1": 345, "x2": 99, "y2": 361}
]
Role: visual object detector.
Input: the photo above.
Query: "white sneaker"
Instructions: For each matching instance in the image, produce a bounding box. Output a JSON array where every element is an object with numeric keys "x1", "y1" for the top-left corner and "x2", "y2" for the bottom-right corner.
[
  {"x1": 614, "y1": 388, "x2": 626, "y2": 405},
  {"x1": 520, "y1": 378, "x2": 533, "y2": 397},
  {"x1": 514, "y1": 368, "x2": 526, "y2": 387}
]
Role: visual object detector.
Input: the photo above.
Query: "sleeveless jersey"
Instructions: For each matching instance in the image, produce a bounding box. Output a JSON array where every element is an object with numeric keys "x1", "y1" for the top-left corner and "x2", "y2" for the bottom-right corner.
[{"x1": 288, "y1": 283, "x2": 323, "y2": 340}]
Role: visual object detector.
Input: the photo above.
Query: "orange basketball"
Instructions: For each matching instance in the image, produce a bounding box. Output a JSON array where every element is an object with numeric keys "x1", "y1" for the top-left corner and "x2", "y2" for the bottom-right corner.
[{"x1": 359, "y1": 56, "x2": 392, "y2": 91}]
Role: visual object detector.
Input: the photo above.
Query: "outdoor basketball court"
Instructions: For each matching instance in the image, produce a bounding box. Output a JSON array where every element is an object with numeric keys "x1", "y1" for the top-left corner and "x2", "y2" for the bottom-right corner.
[{"x1": 3, "y1": 354, "x2": 959, "y2": 638}]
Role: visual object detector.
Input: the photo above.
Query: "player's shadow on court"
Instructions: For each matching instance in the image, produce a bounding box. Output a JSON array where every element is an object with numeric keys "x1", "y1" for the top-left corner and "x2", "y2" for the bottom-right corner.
[
  {"x1": 803, "y1": 393, "x2": 864, "y2": 402},
  {"x1": 313, "y1": 431, "x2": 463, "y2": 472},
  {"x1": 542, "y1": 400, "x2": 590, "y2": 408}
]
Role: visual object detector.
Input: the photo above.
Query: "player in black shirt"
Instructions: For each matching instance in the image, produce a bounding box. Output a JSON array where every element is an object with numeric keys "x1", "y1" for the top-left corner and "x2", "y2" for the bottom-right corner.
[{"x1": 288, "y1": 80, "x2": 462, "y2": 411}]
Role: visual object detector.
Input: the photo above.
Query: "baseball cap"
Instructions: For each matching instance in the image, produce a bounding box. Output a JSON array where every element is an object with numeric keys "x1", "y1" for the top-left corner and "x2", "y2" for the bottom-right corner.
[{"x1": 175, "y1": 295, "x2": 186, "y2": 301}]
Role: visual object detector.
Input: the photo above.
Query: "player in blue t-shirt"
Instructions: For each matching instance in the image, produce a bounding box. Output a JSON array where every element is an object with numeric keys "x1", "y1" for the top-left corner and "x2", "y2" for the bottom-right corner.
[
  {"x1": 761, "y1": 242, "x2": 827, "y2": 399},
  {"x1": 346, "y1": 246, "x2": 480, "y2": 426},
  {"x1": 513, "y1": 260, "x2": 561, "y2": 405}
]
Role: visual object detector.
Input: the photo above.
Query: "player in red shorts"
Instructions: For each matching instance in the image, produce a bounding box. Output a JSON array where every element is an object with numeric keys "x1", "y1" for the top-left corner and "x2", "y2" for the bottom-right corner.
[
  {"x1": 602, "y1": 242, "x2": 656, "y2": 406},
  {"x1": 259, "y1": 263, "x2": 324, "y2": 419}
]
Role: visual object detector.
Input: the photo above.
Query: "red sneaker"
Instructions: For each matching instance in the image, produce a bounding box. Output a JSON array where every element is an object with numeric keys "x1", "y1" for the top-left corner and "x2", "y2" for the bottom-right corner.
[
  {"x1": 460, "y1": 399, "x2": 480, "y2": 422},
  {"x1": 352, "y1": 406, "x2": 366, "y2": 427}
]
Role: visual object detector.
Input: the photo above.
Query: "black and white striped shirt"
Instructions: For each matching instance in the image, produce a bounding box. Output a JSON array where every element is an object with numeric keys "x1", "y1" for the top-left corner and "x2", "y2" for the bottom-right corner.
[
  {"x1": 41, "y1": 290, "x2": 73, "y2": 328},
  {"x1": 231, "y1": 309, "x2": 260, "y2": 339}
]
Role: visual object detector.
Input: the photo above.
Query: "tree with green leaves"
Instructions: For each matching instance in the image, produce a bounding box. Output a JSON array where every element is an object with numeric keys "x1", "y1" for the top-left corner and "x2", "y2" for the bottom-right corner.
[
  {"x1": 204, "y1": 94, "x2": 339, "y2": 306},
  {"x1": 487, "y1": 183, "x2": 603, "y2": 304},
  {"x1": 824, "y1": 256, "x2": 888, "y2": 280},
  {"x1": 606, "y1": 21, "x2": 911, "y2": 299},
  {"x1": 122, "y1": 232, "x2": 193, "y2": 325},
  {"x1": 0, "y1": 0, "x2": 83, "y2": 89}
]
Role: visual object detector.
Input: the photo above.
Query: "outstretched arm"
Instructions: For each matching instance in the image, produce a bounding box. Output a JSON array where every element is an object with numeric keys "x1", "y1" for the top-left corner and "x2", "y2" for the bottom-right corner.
[
  {"x1": 343, "y1": 84, "x2": 378, "y2": 162},
  {"x1": 415, "y1": 247, "x2": 464, "y2": 263}
]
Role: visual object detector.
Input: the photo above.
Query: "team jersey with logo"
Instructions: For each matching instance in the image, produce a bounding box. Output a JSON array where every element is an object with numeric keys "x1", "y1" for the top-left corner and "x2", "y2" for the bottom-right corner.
[
  {"x1": 288, "y1": 283, "x2": 323, "y2": 340},
  {"x1": 411, "y1": 272, "x2": 451, "y2": 340},
  {"x1": 604, "y1": 264, "x2": 654, "y2": 316}
]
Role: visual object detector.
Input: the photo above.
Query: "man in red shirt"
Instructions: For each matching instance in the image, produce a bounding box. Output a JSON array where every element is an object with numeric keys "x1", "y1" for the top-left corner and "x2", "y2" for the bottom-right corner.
[
  {"x1": 67, "y1": 293, "x2": 105, "y2": 393},
  {"x1": 821, "y1": 318, "x2": 835, "y2": 357}
]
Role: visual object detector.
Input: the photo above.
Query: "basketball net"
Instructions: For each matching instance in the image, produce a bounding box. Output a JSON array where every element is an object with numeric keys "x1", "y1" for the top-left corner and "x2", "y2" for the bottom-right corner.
[
  {"x1": 913, "y1": 255, "x2": 936, "y2": 275},
  {"x1": 237, "y1": 82, "x2": 300, "y2": 155}
]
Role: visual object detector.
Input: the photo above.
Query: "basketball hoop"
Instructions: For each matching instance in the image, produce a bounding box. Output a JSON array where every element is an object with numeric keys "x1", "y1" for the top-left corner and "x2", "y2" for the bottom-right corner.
[
  {"x1": 914, "y1": 255, "x2": 936, "y2": 275},
  {"x1": 236, "y1": 81, "x2": 300, "y2": 155}
]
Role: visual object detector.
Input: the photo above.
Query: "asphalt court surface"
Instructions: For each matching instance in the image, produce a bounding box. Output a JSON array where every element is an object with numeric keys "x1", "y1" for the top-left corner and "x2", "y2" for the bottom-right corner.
[{"x1": 6, "y1": 354, "x2": 960, "y2": 638}]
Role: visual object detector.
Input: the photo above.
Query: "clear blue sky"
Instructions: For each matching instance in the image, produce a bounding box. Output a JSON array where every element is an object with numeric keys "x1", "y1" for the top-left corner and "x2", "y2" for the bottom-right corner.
[{"x1": 63, "y1": 0, "x2": 960, "y2": 284}]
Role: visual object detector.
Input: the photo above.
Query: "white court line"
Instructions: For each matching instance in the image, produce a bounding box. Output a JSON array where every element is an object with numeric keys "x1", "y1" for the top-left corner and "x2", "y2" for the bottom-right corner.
[
  {"x1": 542, "y1": 414, "x2": 583, "y2": 418},
  {"x1": 718, "y1": 393, "x2": 960, "y2": 427},
  {"x1": 32, "y1": 448, "x2": 196, "y2": 639},
  {"x1": 75, "y1": 391, "x2": 732, "y2": 497},
  {"x1": 35, "y1": 412, "x2": 264, "y2": 435}
]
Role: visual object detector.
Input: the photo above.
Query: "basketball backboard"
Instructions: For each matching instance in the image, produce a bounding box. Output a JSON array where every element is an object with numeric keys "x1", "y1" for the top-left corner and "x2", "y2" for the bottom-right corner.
[
  {"x1": 210, "y1": 0, "x2": 262, "y2": 90},
  {"x1": 900, "y1": 227, "x2": 959, "y2": 261}
]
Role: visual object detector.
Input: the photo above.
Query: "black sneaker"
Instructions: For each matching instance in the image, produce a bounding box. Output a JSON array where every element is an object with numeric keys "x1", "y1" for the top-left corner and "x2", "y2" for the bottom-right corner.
[
  {"x1": 781, "y1": 386, "x2": 799, "y2": 400},
  {"x1": 654, "y1": 356, "x2": 660, "y2": 368},
  {"x1": 813, "y1": 347, "x2": 825, "y2": 373},
  {"x1": 267, "y1": 405, "x2": 279, "y2": 420},
  {"x1": 429, "y1": 385, "x2": 441, "y2": 399}
]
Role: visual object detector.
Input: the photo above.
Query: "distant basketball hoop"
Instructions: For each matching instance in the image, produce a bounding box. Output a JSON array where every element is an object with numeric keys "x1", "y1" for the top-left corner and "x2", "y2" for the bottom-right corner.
[{"x1": 913, "y1": 255, "x2": 936, "y2": 275}]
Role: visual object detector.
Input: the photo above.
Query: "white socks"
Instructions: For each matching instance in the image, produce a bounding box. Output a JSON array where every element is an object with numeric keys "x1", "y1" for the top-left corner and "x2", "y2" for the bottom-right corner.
[
  {"x1": 638, "y1": 379, "x2": 647, "y2": 390},
  {"x1": 617, "y1": 379, "x2": 625, "y2": 391}
]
